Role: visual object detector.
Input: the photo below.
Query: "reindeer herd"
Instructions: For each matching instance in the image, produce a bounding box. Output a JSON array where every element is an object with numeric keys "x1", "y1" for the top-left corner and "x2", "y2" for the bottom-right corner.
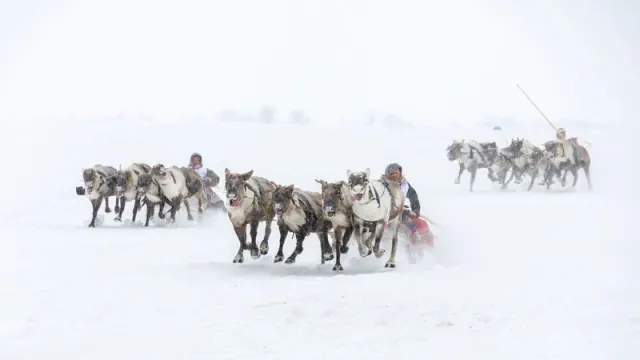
[
  {"x1": 446, "y1": 137, "x2": 592, "y2": 192},
  {"x1": 78, "y1": 136, "x2": 592, "y2": 272},
  {"x1": 79, "y1": 163, "x2": 409, "y2": 271}
]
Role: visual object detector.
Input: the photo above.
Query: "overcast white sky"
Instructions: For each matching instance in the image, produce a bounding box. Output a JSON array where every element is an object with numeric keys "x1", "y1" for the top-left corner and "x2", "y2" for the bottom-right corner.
[{"x1": 0, "y1": 0, "x2": 637, "y2": 124}]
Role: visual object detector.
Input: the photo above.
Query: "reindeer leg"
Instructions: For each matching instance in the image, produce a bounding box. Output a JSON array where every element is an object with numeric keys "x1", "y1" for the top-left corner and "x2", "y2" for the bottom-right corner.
[
  {"x1": 104, "y1": 196, "x2": 112, "y2": 213},
  {"x1": 502, "y1": 170, "x2": 515, "y2": 190},
  {"x1": 157, "y1": 202, "x2": 165, "y2": 219},
  {"x1": 285, "y1": 232, "x2": 306, "y2": 264},
  {"x1": 455, "y1": 163, "x2": 464, "y2": 184},
  {"x1": 527, "y1": 170, "x2": 537, "y2": 191},
  {"x1": 232, "y1": 224, "x2": 248, "y2": 263},
  {"x1": 114, "y1": 196, "x2": 125, "y2": 222},
  {"x1": 259, "y1": 215, "x2": 272, "y2": 255},
  {"x1": 168, "y1": 197, "x2": 181, "y2": 223},
  {"x1": 132, "y1": 199, "x2": 141, "y2": 223},
  {"x1": 183, "y1": 199, "x2": 194, "y2": 221},
  {"x1": 469, "y1": 165, "x2": 477, "y2": 192},
  {"x1": 319, "y1": 224, "x2": 334, "y2": 263},
  {"x1": 274, "y1": 222, "x2": 288, "y2": 263},
  {"x1": 332, "y1": 227, "x2": 344, "y2": 271},
  {"x1": 385, "y1": 218, "x2": 401, "y2": 268},
  {"x1": 354, "y1": 223, "x2": 371, "y2": 257},
  {"x1": 571, "y1": 167, "x2": 579, "y2": 188},
  {"x1": 88, "y1": 196, "x2": 104, "y2": 227},
  {"x1": 114, "y1": 196, "x2": 119, "y2": 214},
  {"x1": 197, "y1": 194, "x2": 204, "y2": 214},
  {"x1": 144, "y1": 202, "x2": 154, "y2": 227},
  {"x1": 248, "y1": 220, "x2": 260, "y2": 259},
  {"x1": 340, "y1": 226, "x2": 353, "y2": 254},
  {"x1": 584, "y1": 163, "x2": 592, "y2": 190},
  {"x1": 372, "y1": 221, "x2": 387, "y2": 258}
]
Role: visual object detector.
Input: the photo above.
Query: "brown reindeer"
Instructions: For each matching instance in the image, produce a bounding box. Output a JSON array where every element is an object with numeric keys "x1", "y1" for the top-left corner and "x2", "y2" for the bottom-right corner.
[
  {"x1": 114, "y1": 163, "x2": 152, "y2": 222},
  {"x1": 82, "y1": 165, "x2": 119, "y2": 227},
  {"x1": 224, "y1": 168, "x2": 276, "y2": 263},
  {"x1": 315, "y1": 179, "x2": 357, "y2": 271},
  {"x1": 271, "y1": 183, "x2": 334, "y2": 265}
]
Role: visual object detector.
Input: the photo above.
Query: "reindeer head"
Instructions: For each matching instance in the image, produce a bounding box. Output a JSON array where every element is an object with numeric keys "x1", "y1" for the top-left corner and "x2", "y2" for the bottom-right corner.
[
  {"x1": 115, "y1": 170, "x2": 133, "y2": 197},
  {"x1": 542, "y1": 140, "x2": 557, "y2": 155},
  {"x1": 151, "y1": 164, "x2": 168, "y2": 179},
  {"x1": 346, "y1": 168, "x2": 370, "y2": 202},
  {"x1": 271, "y1": 183, "x2": 294, "y2": 216},
  {"x1": 82, "y1": 168, "x2": 115, "y2": 194},
  {"x1": 446, "y1": 140, "x2": 463, "y2": 161},
  {"x1": 508, "y1": 138, "x2": 524, "y2": 155},
  {"x1": 315, "y1": 179, "x2": 347, "y2": 217},
  {"x1": 136, "y1": 173, "x2": 153, "y2": 200},
  {"x1": 224, "y1": 168, "x2": 254, "y2": 207}
]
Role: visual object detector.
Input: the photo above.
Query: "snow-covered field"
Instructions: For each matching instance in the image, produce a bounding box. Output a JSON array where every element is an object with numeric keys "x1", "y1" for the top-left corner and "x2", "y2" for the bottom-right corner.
[{"x1": 1, "y1": 118, "x2": 638, "y2": 359}]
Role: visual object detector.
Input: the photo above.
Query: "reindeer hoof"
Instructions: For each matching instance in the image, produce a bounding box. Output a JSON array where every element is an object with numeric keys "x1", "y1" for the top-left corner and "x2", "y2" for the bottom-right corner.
[
  {"x1": 375, "y1": 249, "x2": 386, "y2": 258},
  {"x1": 340, "y1": 246, "x2": 349, "y2": 254},
  {"x1": 105, "y1": 207, "x2": 112, "y2": 213},
  {"x1": 88, "y1": 223, "x2": 95, "y2": 228},
  {"x1": 274, "y1": 254, "x2": 284, "y2": 263},
  {"x1": 385, "y1": 262, "x2": 396, "y2": 268},
  {"x1": 114, "y1": 216, "x2": 122, "y2": 222},
  {"x1": 259, "y1": 242, "x2": 269, "y2": 255},
  {"x1": 114, "y1": 206, "x2": 120, "y2": 213},
  {"x1": 323, "y1": 253, "x2": 334, "y2": 261},
  {"x1": 188, "y1": 215, "x2": 194, "y2": 221},
  {"x1": 333, "y1": 264, "x2": 344, "y2": 271},
  {"x1": 233, "y1": 254, "x2": 244, "y2": 263},
  {"x1": 454, "y1": 179, "x2": 461, "y2": 184},
  {"x1": 285, "y1": 257, "x2": 296, "y2": 264}
]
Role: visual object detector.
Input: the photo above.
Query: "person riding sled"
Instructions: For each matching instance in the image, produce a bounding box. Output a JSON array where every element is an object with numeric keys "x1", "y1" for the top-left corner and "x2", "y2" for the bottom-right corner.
[
  {"x1": 188, "y1": 152, "x2": 223, "y2": 206},
  {"x1": 383, "y1": 163, "x2": 434, "y2": 247}
]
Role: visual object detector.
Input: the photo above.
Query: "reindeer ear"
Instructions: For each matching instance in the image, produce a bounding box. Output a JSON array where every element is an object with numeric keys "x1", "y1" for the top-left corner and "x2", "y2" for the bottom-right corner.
[
  {"x1": 346, "y1": 169, "x2": 353, "y2": 177},
  {"x1": 285, "y1": 184, "x2": 294, "y2": 192},
  {"x1": 241, "y1": 170, "x2": 254, "y2": 181},
  {"x1": 365, "y1": 168, "x2": 370, "y2": 177},
  {"x1": 125, "y1": 170, "x2": 132, "y2": 181},
  {"x1": 224, "y1": 168, "x2": 231, "y2": 178}
]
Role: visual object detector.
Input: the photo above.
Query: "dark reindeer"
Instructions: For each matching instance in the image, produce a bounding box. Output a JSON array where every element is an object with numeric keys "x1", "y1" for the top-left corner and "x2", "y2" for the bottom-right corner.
[
  {"x1": 135, "y1": 173, "x2": 172, "y2": 227},
  {"x1": 271, "y1": 183, "x2": 334, "y2": 265},
  {"x1": 315, "y1": 179, "x2": 356, "y2": 271},
  {"x1": 224, "y1": 168, "x2": 276, "y2": 263}
]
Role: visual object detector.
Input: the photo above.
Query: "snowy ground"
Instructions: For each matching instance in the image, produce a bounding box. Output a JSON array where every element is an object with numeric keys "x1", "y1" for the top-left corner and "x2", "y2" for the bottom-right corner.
[{"x1": 1, "y1": 119, "x2": 638, "y2": 359}]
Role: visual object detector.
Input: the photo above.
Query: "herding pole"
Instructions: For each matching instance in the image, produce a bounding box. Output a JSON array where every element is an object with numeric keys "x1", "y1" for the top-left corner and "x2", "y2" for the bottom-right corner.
[{"x1": 516, "y1": 84, "x2": 558, "y2": 132}]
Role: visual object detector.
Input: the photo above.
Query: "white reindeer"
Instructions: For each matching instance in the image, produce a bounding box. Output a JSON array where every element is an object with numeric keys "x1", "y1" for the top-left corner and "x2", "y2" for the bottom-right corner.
[{"x1": 345, "y1": 168, "x2": 405, "y2": 268}]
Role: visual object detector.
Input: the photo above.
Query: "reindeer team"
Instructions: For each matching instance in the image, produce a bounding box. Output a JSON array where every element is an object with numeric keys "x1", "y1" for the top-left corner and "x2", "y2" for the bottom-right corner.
[
  {"x1": 78, "y1": 129, "x2": 592, "y2": 271},
  {"x1": 446, "y1": 133, "x2": 592, "y2": 192}
]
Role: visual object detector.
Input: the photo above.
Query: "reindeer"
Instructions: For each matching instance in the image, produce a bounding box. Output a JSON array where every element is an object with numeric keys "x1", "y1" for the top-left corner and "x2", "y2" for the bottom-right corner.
[
  {"x1": 135, "y1": 173, "x2": 171, "y2": 227},
  {"x1": 82, "y1": 165, "x2": 119, "y2": 227},
  {"x1": 150, "y1": 164, "x2": 191, "y2": 223},
  {"x1": 542, "y1": 139, "x2": 592, "y2": 190},
  {"x1": 315, "y1": 179, "x2": 357, "y2": 271},
  {"x1": 446, "y1": 140, "x2": 498, "y2": 191},
  {"x1": 500, "y1": 138, "x2": 546, "y2": 191},
  {"x1": 224, "y1": 168, "x2": 276, "y2": 263},
  {"x1": 270, "y1": 183, "x2": 334, "y2": 265},
  {"x1": 345, "y1": 168, "x2": 405, "y2": 269},
  {"x1": 179, "y1": 166, "x2": 209, "y2": 219},
  {"x1": 114, "y1": 163, "x2": 152, "y2": 222}
]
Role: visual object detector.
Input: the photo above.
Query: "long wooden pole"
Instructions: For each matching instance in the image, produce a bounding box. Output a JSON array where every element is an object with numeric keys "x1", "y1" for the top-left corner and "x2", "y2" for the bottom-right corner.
[{"x1": 516, "y1": 84, "x2": 558, "y2": 131}]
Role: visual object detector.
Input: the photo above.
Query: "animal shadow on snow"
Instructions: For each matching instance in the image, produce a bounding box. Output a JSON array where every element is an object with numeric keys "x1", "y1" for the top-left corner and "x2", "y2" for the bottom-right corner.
[{"x1": 202, "y1": 255, "x2": 397, "y2": 277}]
